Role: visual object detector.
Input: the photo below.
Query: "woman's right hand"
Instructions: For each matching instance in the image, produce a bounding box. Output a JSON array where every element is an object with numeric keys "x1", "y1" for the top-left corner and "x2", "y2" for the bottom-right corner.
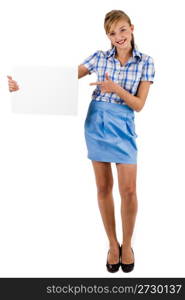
[{"x1": 7, "y1": 75, "x2": 19, "y2": 92}]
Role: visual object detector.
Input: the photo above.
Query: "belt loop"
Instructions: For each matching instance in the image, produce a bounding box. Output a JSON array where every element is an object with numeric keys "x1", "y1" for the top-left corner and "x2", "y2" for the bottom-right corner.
[{"x1": 125, "y1": 111, "x2": 129, "y2": 121}]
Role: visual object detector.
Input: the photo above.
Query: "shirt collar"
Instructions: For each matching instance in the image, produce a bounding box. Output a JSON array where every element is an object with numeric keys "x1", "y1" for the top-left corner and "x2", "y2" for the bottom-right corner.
[{"x1": 106, "y1": 44, "x2": 142, "y2": 61}]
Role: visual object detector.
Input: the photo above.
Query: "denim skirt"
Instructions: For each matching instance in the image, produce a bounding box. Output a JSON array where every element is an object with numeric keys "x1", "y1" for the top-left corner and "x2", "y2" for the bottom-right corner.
[{"x1": 84, "y1": 100, "x2": 138, "y2": 164}]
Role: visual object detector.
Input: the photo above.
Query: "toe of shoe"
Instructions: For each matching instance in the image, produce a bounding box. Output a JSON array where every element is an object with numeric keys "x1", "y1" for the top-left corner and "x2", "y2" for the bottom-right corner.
[
  {"x1": 106, "y1": 262, "x2": 120, "y2": 273},
  {"x1": 121, "y1": 262, "x2": 134, "y2": 273}
]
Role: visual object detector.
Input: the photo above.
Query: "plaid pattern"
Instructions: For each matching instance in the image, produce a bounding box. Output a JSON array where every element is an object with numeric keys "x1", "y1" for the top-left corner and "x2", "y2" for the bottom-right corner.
[{"x1": 81, "y1": 44, "x2": 155, "y2": 105}]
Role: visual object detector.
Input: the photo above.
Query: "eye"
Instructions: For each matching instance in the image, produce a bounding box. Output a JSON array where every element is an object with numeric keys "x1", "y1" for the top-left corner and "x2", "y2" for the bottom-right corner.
[
  {"x1": 110, "y1": 32, "x2": 115, "y2": 36},
  {"x1": 121, "y1": 29, "x2": 126, "y2": 32}
]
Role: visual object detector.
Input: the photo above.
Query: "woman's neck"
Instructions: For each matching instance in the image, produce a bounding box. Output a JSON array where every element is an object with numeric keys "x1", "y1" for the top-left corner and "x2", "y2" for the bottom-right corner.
[{"x1": 115, "y1": 45, "x2": 133, "y2": 59}]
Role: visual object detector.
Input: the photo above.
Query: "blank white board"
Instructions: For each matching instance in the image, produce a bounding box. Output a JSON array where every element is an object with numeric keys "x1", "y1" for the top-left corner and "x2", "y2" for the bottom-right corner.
[{"x1": 10, "y1": 66, "x2": 78, "y2": 115}]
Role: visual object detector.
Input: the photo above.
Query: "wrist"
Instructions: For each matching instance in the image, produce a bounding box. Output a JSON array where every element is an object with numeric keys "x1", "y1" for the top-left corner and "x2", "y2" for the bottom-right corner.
[{"x1": 113, "y1": 82, "x2": 121, "y2": 94}]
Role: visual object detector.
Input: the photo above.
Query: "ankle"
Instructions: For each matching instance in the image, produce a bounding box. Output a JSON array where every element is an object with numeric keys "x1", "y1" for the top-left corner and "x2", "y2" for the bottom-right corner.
[
  {"x1": 122, "y1": 241, "x2": 131, "y2": 248},
  {"x1": 109, "y1": 240, "x2": 120, "y2": 248}
]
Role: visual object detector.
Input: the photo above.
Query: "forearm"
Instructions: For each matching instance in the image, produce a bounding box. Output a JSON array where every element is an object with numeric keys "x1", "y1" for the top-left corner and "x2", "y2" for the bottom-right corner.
[
  {"x1": 78, "y1": 64, "x2": 89, "y2": 79},
  {"x1": 114, "y1": 83, "x2": 141, "y2": 112}
]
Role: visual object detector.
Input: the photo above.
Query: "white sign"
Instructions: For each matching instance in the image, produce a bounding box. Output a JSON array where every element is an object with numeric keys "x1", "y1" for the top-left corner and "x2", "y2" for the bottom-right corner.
[{"x1": 10, "y1": 66, "x2": 78, "y2": 115}]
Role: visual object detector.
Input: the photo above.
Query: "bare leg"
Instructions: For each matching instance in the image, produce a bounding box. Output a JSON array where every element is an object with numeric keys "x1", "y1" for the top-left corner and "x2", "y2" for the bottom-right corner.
[
  {"x1": 116, "y1": 163, "x2": 138, "y2": 264},
  {"x1": 92, "y1": 160, "x2": 119, "y2": 264}
]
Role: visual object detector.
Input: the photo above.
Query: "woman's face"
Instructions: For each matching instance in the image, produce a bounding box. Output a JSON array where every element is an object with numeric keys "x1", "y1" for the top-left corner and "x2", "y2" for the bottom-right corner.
[{"x1": 107, "y1": 19, "x2": 134, "y2": 50}]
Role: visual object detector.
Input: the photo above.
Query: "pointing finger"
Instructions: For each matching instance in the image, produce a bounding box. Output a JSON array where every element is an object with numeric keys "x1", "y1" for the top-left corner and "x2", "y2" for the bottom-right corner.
[{"x1": 89, "y1": 82, "x2": 102, "y2": 86}]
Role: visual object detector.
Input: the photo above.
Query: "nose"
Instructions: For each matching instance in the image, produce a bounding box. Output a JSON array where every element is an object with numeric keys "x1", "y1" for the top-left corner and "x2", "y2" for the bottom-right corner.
[{"x1": 115, "y1": 33, "x2": 124, "y2": 42}]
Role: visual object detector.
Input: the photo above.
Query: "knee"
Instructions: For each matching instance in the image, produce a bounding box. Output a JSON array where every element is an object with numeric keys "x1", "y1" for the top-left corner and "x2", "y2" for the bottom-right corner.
[
  {"x1": 121, "y1": 184, "x2": 137, "y2": 199},
  {"x1": 97, "y1": 181, "x2": 113, "y2": 197}
]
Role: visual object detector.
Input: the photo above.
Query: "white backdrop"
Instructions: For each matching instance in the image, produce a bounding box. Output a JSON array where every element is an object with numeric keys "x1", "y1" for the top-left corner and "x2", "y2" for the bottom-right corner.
[{"x1": 0, "y1": 0, "x2": 185, "y2": 277}]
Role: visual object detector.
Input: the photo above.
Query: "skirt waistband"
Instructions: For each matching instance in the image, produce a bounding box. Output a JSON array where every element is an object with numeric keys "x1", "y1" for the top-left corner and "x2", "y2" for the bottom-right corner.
[{"x1": 89, "y1": 100, "x2": 135, "y2": 120}]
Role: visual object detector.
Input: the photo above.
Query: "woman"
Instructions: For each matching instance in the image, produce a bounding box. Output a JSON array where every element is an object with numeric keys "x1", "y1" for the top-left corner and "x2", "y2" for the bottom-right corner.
[
  {"x1": 79, "y1": 10, "x2": 155, "y2": 273},
  {"x1": 8, "y1": 9, "x2": 155, "y2": 273}
]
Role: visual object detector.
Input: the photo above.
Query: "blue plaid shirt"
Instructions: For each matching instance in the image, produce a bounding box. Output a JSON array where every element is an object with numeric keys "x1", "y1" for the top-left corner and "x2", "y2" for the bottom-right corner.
[{"x1": 81, "y1": 44, "x2": 155, "y2": 105}]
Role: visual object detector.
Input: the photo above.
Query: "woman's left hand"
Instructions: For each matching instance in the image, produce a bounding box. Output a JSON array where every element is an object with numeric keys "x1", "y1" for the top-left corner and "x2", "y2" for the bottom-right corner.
[{"x1": 89, "y1": 72, "x2": 118, "y2": 93}]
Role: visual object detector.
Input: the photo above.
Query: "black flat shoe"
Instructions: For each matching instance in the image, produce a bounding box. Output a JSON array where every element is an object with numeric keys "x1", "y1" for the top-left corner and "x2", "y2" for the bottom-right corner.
[
  {"x1": 120, "y1": 245, "x2": 135, "y2": 273},
  {"x1": 106, "y1": 245, "x2": 121, "y2": 273}
]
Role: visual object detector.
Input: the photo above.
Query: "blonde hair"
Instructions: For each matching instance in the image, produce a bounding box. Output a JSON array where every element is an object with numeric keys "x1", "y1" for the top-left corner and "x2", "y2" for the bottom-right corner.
[{"x1": 104, "y1": 10, "x2": 135, "y2": 49}]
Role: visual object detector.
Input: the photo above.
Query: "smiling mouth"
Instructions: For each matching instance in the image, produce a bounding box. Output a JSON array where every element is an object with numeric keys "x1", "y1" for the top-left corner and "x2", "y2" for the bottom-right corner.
[{"x1": 117, "y1": 39, "x2": 127, "y2": 45}]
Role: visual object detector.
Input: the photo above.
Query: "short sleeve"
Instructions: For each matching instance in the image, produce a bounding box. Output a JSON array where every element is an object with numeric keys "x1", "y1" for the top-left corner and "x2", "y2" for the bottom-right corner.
[
  {"x1": 141, "y1": 56, "x2": 155, "y2": 84},
  {"x1": 81, "y1": 51, "x2": 99, "y2": 74}
]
